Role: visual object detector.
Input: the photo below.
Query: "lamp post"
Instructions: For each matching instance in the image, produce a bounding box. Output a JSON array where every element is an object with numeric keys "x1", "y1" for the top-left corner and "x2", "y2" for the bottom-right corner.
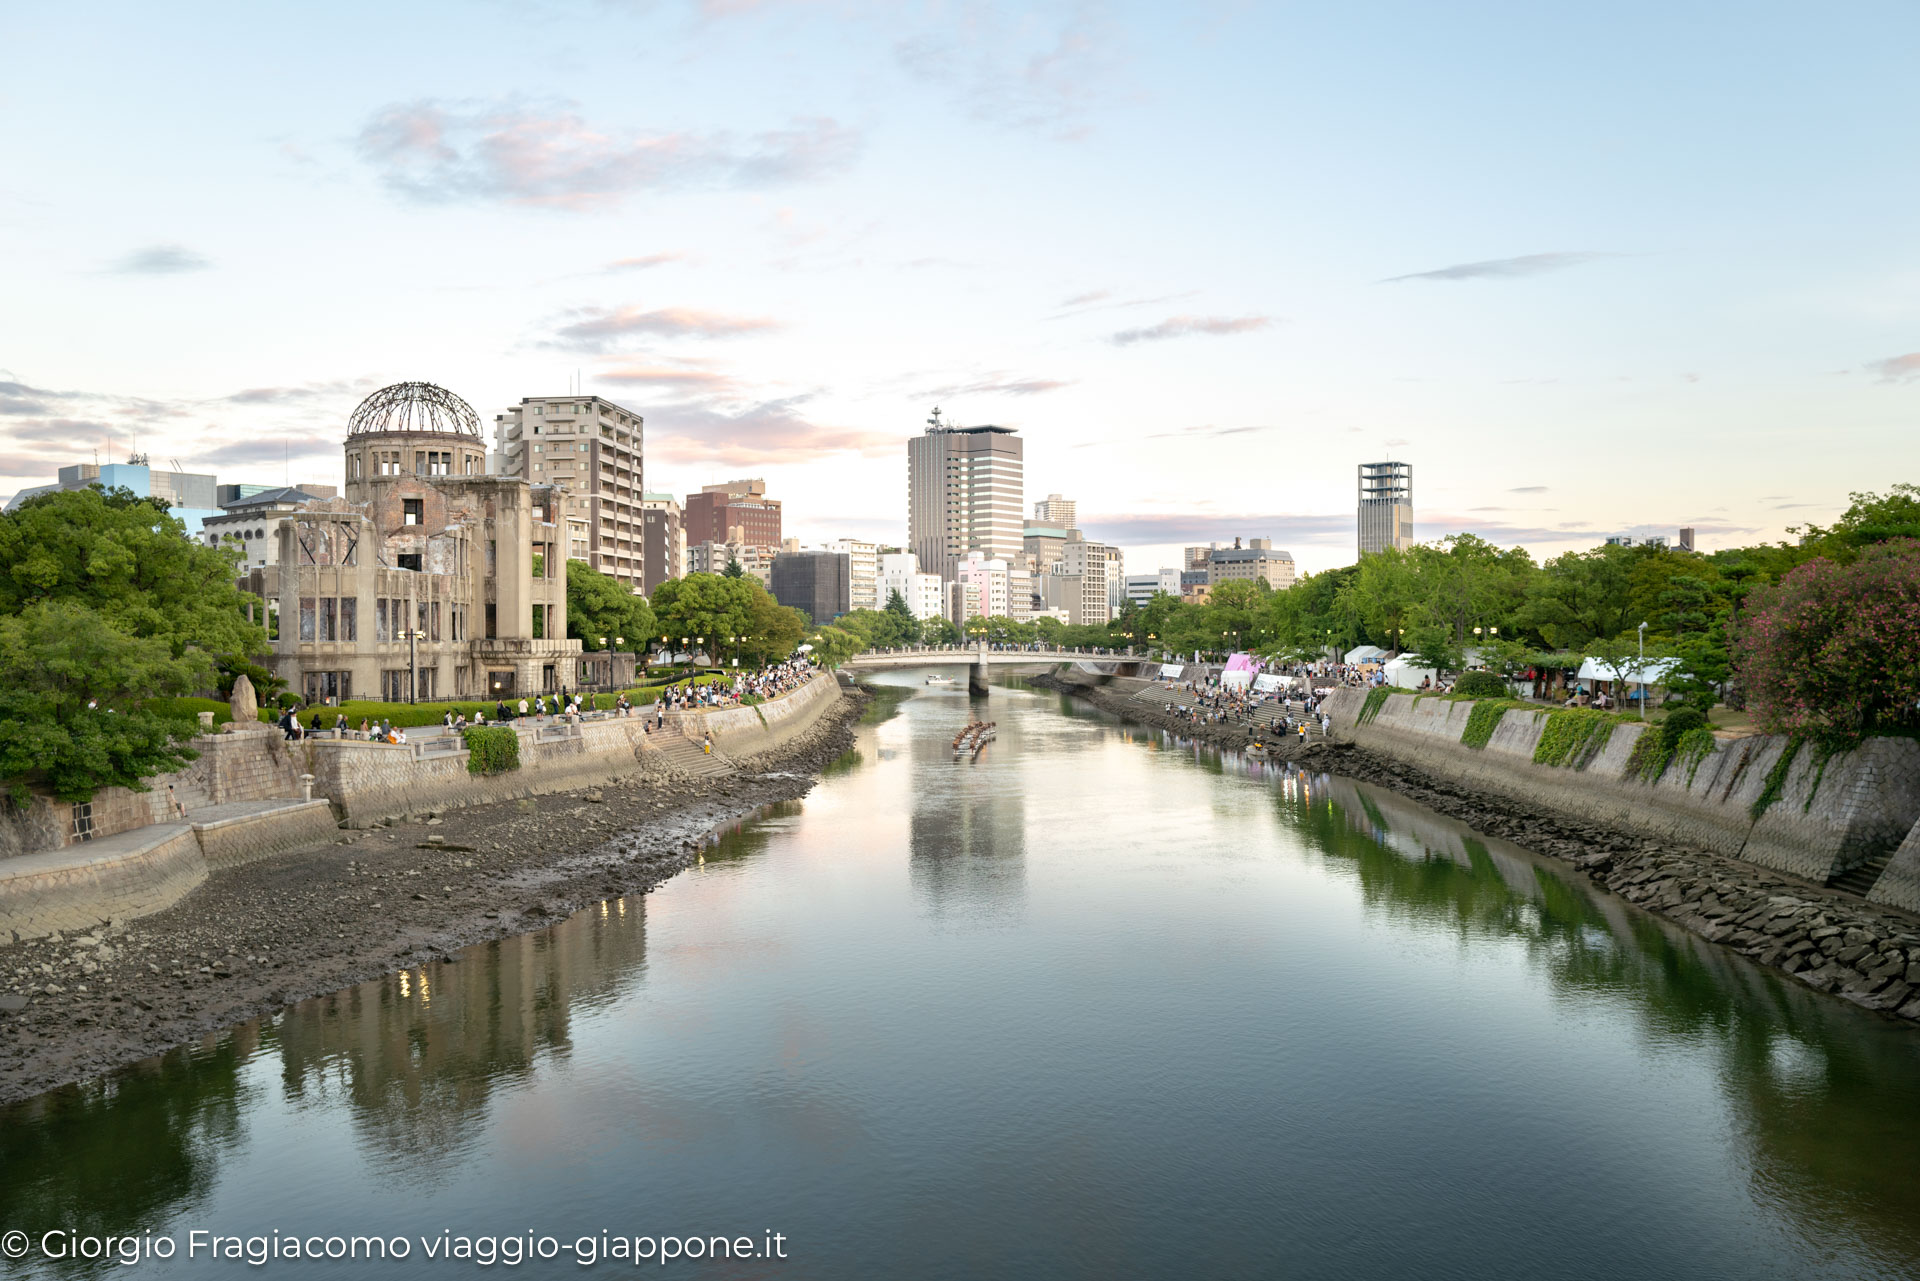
[{"x1": 1637, "y1": 620, "x2": 1648, "y2": 717}]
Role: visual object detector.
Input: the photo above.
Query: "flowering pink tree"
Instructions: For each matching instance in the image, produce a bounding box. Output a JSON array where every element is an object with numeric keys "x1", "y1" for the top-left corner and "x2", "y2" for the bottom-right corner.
[{"x1": 1729, "y1": 539, "x2": 1920, "y2": 743}]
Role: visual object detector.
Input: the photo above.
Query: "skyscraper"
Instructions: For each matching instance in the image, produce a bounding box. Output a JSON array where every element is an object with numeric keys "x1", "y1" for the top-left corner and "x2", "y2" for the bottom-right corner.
[
  {"x1": 1358, "y1": 461, "x2": 1413, "y2": 556},
  {"x1": 907, "y1": 409, "x2": 1024, "y2": 584}
]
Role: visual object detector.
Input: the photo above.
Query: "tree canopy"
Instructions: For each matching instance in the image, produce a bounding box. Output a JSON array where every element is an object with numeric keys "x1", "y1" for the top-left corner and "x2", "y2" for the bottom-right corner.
[
  {"x1": 0, "y1": 487, "x2": 268, "y2": 801},
  {"x1": 565, "y1": 559, "x2": 655, "y2": 653}
]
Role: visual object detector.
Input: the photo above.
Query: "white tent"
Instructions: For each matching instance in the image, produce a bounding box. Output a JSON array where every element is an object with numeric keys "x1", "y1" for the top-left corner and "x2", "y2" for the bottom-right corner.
[
  {"x1": 1344, "y1": 644, "x2": 1387, "y2": 664},
  {"x1": 1382, "y1": 658, "x2": 1437, "y2": 688},
  {"x1": 1575, "y1": 657, "x2": 1679, "y2": 686}
]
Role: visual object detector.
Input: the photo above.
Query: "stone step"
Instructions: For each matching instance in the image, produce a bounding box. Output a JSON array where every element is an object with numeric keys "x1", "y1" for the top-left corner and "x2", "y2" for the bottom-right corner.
[{"x1": 1828, "y1": 854, "x2": 1892, "y2": 898}]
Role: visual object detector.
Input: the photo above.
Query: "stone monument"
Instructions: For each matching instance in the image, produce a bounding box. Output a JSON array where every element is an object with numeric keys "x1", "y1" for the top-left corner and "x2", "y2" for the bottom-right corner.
[{"x1": 228, "y1": 674, "x2": 259, "y2": 729}]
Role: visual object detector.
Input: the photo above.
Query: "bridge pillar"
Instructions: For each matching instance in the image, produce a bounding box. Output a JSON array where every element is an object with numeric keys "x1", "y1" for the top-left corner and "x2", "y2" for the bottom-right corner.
[{"x1": 970, "y1": 641, "x2": 990, "y2": 696}]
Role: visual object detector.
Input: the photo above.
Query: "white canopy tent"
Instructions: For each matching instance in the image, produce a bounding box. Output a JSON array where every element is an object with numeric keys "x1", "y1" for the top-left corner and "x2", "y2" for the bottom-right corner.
[
  {"x1": 1575, "y1": 657, "x2": 1680, "y2": 686},
  {"x1": 1382, "y1": 657, "x2": 1437, "y2": 688},
  {"x1": 1344, "y1": 644, "x2": 1387, "y2": 664}
]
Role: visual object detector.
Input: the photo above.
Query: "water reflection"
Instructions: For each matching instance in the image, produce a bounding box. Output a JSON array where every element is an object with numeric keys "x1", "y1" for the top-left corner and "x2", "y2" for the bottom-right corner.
[
  {"x1": 1292, "y1": 769, "x2": 1920, "y2": 1268},
  {"x1": 907, "y1": 694, "x2": 1027, "y2": 926},
  {"x1": 5, "y1": 680, "x2": 1920, "y2": 1280}
]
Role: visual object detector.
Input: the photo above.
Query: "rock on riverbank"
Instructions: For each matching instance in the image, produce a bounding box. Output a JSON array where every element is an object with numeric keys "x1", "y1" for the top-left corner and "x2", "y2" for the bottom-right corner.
[
  {"x1": 1034, "y1": 672, "x2": 1920, "y2": 1027},
  {"x1": 0, "y1": 687, "x2": 868, "y2": 1107}
]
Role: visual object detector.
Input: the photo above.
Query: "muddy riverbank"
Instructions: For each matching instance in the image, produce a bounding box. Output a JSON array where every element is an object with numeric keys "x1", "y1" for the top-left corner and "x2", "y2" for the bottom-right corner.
[
  {"x1": 1034, "y1": 672, "x2": 1920, "y2": 1027},
  {"x1": 0, "y1": 688, "x2": 869, "y2": 1106}
]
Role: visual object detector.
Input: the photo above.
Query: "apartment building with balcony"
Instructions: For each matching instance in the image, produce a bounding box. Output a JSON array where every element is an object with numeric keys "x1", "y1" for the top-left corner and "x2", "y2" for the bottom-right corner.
[{"x1": 494, "y1": 395, "x2": 645, "y2": 592}]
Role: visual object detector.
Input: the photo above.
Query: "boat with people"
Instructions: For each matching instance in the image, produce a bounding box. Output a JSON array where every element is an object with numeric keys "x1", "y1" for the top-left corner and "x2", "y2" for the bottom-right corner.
[
  {"x1": 926, "y1": 675, "x2": 954, "y2": 685},
  {"x1": 952, "y1": 721, "x2": 997, "y2": 754}
]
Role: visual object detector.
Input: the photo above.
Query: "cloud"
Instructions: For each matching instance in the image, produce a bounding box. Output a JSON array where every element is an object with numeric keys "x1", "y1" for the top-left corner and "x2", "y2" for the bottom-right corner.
[
  {"x1": 1079, "y1": 511, "x2": 1353, "y2": 545},
  {"x1": 1109, "y1": 314, "x2": 1272, "y2": 345},
  {"x1": 545, "y1": 306, "x2": 779, "y2": 353},
  {"x1": 893, "y1": 4, "x2": 1122, "y2": 137},
  {"x1": 1052, "y1": 289, "x2": 1198, "y2": 319},
  {"x1": 192, "y1": 435, "x2": 339, "y2": 468},
  {"x1": 357, "y1": 98, "x2": 858, "y2": 209},
  {"x1": 919, "y1": 375, "x2": 1074, "y2": 399},
  {"x1": 596, "y1": 363, "x2": 739, "y2": 395},
  {"x1": 1381, "y1": 252, "x2": 1615, "y2": 284},
  {"x1": 111, "y1": 244, "x2": 211, "y2": 275},
  {"x1": 1865, "y1": 352, "x2": 1920, "y2": 384},
  {"x1": 646, "y1": 395, "x2": 899, "y2": 466},
  {"x1": 1060, "y1": 290, "x2": 1109, "y2": 307},
  {"x1": 1509, "y1": 485, "x2": 1548, "y2": 493},
  {"x1": 605, "y1": 253, "x2": 684, "y2": 273}
]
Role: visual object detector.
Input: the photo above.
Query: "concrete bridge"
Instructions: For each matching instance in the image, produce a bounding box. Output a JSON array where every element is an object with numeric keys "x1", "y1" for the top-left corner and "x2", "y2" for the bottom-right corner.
[{"x1": 840, "y1": 644, "x2": 1151, "y2": 694}]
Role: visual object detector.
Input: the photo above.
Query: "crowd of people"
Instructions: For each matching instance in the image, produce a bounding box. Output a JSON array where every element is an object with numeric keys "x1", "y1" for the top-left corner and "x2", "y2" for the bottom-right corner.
[{"x1": 1159, "y1": 675, "x2": 1334, "y2": 741}]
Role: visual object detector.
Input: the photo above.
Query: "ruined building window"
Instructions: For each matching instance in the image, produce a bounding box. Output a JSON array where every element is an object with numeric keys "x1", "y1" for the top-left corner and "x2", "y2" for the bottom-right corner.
[
  {"x1": 319, "y1": 597, "x2": 337, "y2": 642},
  {"x1": 299, "y1": 597, "x2": 316, "y2": 642},
  {"x1": 487, "y1": 540, "x2": 496, "y2": 574},
  {"x1": 486, "y1": 603, "x2": 497, "y2": 639},
  {"x1": 340, "y1": 598, "x2": 357, "y2": 642},
  {"x1": 403, "y1": 498, "x2": 422, "y2": 526},
  {"x1": 376, "y1": 598, "x2": 389, "y2": 641},
  {"x1": 418, "y1": 600, "x2": 429, "y2": 637},
  {"x1": 377, "y1": 451, "x2": 401, "y2": 476},
  {"x1": 430, "y1": 601, "x2": 441, "y2": 642},
  {"x1": 398, "y1": 553, "x2": 422, "y2": 572}
]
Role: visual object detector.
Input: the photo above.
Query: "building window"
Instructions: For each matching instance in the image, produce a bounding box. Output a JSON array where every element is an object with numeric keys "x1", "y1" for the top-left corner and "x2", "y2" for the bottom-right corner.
[
  {"x1": 485, "y1": 603, "x2": 497, "y2": 638},
  {"x1": 376, "y1": 598, "x2": 389, "y2": 641},
  {"x1": 430, "y1": 601, "x2": 441, "y2": 641},
  {"x1": 398, "y1": 552, "x2": 422, "y2": 572},
  {"x1": 403, "y1": 498, "x2": 422, "y2": 526},
  {"x1": 319, "y1": 597, "x2": 337, "y2": 642},
  {"x1": 340, "y1": 598, "x2": 357, "y2": 642},
  {"x1": 299, "y1": 597, "x2": 316, "y2": 642}
]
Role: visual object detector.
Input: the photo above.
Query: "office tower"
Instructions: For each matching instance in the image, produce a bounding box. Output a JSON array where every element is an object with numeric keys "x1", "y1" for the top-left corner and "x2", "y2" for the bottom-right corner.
[
  {"x1": 684, "y1": 478, "x2": 781, "y2": 549},
  {"x1": 1206, "y1": 537, "x2": 1296, "y2": 590},
  {"x1": 879, "y1": 551, "x2": 945, "y2": 620},
  {"x1": 907, "y1": 409, "x2": 1023, "y2": 584},
  {"x1": 771, "y1": 550, "x2": 851, "y2": 625},
  {"x1": 1357, "y1": 461, "x2": 1413, "y2": 556},
  {"x1": 1032, "y1": 492, "x2": 1076, "y2": 529},
  {"x1": 1678, "y1": 527, "x2": 1696, "y2": 552},
  {"x1": 494, "y1": 395, "x2": 645, "y2": 591}
]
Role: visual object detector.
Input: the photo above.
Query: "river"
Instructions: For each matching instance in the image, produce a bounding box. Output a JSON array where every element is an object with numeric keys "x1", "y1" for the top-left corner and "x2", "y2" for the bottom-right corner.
[{"x1": 5, "y1": 672, "x2": 1920, "y2": 1280}]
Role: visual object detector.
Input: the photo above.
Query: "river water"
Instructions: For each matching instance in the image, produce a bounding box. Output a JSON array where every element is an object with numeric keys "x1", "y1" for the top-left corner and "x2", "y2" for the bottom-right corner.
[{"x1": 5, "y1": 673, "x2": 1920, "y2": 1280}]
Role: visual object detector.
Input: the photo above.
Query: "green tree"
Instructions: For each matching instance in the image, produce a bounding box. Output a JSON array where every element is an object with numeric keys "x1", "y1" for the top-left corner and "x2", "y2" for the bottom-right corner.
[
  {"x1": 722, "y1": 558, "x2": 746, "y2": 579},
  {"x1": 0, "y1": 488, "x2": 270, "y2": 801},
  {"x1": 883, "y1": 589, "x2": 917, "y2": 639},
  {"x1": 565, "y1": 559, "x2": 656, "y2": 653},
  {"x1": 808, "y1": 624, "x2": 862, "y2": 667},
  {"x1": 920, "y1": 616, "x2": 961, "y2": 646},
  {"x1": 651, "y1": 573, "x2": 755, "y2": 654}
]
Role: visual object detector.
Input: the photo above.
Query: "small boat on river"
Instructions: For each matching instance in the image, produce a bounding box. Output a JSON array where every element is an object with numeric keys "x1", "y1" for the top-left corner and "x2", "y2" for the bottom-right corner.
[
  {"x1": 926, "y1": 675, "x2": 954, "y2": 685},
  {"x1": 952, "y1": 721, "x2": 997, "y2": 753}
]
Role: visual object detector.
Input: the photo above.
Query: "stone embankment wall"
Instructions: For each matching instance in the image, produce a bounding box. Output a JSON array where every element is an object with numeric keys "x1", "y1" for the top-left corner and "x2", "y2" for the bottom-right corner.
[
  {"x1": 1323, "y1": 688, "x2": 1920, "y2": 911},
  {"x1": 0, "y1": 801, "x2": 337, "y2": 941},
  {"x1": 0, "y1": 730, "x2": 306, "y2": 859},
  {"x1": 311, "y1": 673, "x2": 842, "y2": 827}
]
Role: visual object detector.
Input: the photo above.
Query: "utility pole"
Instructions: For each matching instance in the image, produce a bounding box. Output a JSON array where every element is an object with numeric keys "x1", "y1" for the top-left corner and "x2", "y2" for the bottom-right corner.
[{"x1": 1637, "y1": 620, "x2": 1648, "y2": 717}]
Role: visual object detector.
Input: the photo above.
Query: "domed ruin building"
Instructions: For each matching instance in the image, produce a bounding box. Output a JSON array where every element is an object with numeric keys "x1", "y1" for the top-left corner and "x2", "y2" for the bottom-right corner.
[{"x1": 244, "y1": 382, "x2": 598, "y2": 704}]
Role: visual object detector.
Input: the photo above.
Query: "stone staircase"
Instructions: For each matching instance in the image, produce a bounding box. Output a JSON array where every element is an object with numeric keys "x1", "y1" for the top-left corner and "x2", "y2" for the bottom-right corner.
[
  {"x1": 650, "y1": 734, "x2": 736, "y2": 779},
  {"x1": 1828, "y1": 853, "x2": 1893, "y2": 899}
]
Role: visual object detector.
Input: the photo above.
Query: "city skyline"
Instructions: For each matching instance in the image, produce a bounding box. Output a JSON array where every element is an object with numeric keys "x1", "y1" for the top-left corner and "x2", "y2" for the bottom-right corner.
[{"x1": 6, "y1": 2, "x2": 1920, "y2": 577}]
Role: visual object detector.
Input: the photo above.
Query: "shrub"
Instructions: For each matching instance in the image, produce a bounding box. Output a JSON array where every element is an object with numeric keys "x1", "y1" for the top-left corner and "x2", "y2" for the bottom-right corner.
[
  {"x1": 462, "y1": 725, "x2": 520, "y2": 775},
  {"x1": 1730, "y1": 538, "x2": 1920, "y2": 746},
  {"x1": 1533, "y1": 708, "x2": 1618, "y2": 769},
  {"x1": 1658, "y1": 707, "x2": 1708, "y2": 752},
  {"x1": 1674, "y1": 727, "x2": 1717, "y2": 788},
  {"x1": 1460, "y1": 700, "x2": 1511, "y2": 749},
  {"x1": 1452, "y1": 671, "x2": 1509, "y2": 699},
  {"x1": 142, "y1": 696, "x2": 272, "y2": 725}
]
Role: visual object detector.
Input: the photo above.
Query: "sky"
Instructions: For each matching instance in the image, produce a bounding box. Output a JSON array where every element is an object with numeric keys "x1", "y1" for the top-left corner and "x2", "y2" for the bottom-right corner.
[{"x1": 3, "y1": 0, "x2": 1919, "y2": 577}]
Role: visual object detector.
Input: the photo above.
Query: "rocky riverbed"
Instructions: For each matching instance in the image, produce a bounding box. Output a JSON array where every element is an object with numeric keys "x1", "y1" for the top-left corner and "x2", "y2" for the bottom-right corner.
[
  {"x1": 1036, "y1": 673, "x2": 1920, "y2": 1027},
  {"x1": 0, "y1": 688, "x2": 868, "y2": 1107}
]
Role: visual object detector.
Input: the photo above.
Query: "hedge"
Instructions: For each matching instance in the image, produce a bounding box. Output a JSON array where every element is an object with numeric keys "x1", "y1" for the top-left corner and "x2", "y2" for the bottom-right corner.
[
  {"x1": 282, "y1": 675, "x2": 740, "y2": 729},
  {"x1": 143, "y1": 696, "x2": 273, "y2": 726},
  {"x1": 1533, "y1": 708, "x2": 1621, "y2": 769},
  {"x1": 462, "y1": 725, "x2": 520, "y2": 775}
]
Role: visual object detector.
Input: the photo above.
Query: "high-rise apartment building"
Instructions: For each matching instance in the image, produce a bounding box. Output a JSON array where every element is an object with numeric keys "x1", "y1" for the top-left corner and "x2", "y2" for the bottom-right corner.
[
  {"x1": 494, "y1": 395, "x2": 646, "y2": 591},
  {"x1": 829, "y1": 538, "x2": 878, "y2": 612},
  {"x1": 1032, "y1": 493, "x2": 1076, "y2": 529},
  {"x1": 1358, "y1": 461, "x2": 1413, "y2": 556},
  {"x1": 1023, "y1": 522, "x2": 1071, "y2": 576},
  {"x1": 684, "y1": 478, "x2": 781, "y2": 549},
  {"x1": 1060, "y1": 538, "x2": 1118, "y2": 626},
  {"x1": 639, "y1": 492, "x2": 686, "y2": 594},
  {"x1": 879, "y1": 551, "x2": 944, "y2": 621},
  {"x1": 908, "y1": 411, "x2": 1023, "y2": 584}
]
